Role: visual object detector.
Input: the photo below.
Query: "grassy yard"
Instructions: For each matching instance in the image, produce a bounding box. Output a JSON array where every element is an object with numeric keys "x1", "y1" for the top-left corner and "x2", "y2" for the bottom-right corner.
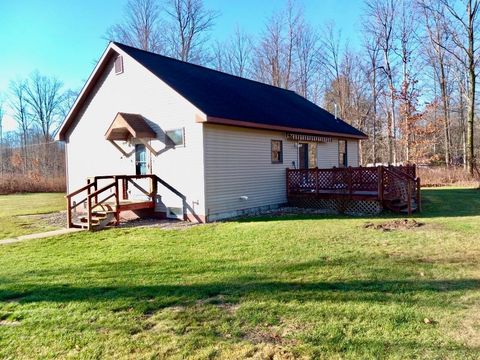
[
  {"x1": 1, "y1": 188, "x2": 480, "y2": 359},
  {"x1": 0, "y1": 193, "x2": 65, "y2": 239}
]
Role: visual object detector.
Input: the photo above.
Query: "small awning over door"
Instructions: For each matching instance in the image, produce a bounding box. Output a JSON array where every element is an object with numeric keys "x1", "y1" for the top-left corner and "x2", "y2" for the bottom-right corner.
[{"x1": 105, "y1": 113, "x2": 157, "y2": 141}]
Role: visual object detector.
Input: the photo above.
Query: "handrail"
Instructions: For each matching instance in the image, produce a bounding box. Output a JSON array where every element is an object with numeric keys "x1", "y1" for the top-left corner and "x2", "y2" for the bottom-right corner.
[
  {"x1": 383, "y1": 167, "x2": 414, "y2": 215},
  {"x1": 65, "y1": 182, "x2": 95, "y2": 199},
  {"x1": 87, "y1": 181, "x2": 116, "y2": 199}
]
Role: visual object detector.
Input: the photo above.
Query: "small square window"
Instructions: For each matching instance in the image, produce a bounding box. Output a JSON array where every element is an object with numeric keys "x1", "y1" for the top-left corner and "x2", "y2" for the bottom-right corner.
[
  {"x1": 166, "y1": 128, "x2": 185, "y2": 146},
  {"x1": 271, "y1": 140, "x2": 283, "y2": 164},
  {"x1": 114, "y1": 56, "x2": 124, "y2": 74}
]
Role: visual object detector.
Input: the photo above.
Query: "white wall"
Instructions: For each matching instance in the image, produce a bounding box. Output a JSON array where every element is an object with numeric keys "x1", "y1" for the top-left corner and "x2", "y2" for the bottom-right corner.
[
  {"x1": 66, "y1": 52, "x2": 206, "y2": 218},
  {"x1": 316, "y1": 139, "x2": 359, "y2": 168}
]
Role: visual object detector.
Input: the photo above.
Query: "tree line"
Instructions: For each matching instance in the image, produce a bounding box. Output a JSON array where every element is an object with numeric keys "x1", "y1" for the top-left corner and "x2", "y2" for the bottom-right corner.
[
  {"x1": 0, "y1": 73, "x2": 76, "y2": 193},
  {"x1": 107, "y1": 0, "x2": 480, "y2": 173}
]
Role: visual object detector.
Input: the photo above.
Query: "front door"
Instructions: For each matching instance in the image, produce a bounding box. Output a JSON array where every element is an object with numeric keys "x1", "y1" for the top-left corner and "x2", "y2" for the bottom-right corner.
[{"x1": 298, "y1": 143, "x2": 309, "y2": 169}]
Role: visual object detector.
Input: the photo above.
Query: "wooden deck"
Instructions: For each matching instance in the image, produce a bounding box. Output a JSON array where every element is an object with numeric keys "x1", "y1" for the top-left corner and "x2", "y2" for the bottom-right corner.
[{"x1": 287, "y1": 165, "x2": 421, "y2": 214}]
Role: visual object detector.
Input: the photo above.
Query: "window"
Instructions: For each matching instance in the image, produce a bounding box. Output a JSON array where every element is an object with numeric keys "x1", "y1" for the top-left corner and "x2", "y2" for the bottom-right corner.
[
  {"x1": 166, "y1": 128, "x2": 185, "y2": 146},
  {"x1": 339, "y1": 140, "x2": 348, "y2": 167},
  {"x1": 114, "y1": 56, "x2": 124, "y2": 74},
  {"x1": 135, "y1": 144, "x2": 147, "y2": 175},
  {"x1": 271, "y1": 140, "x2": 283, "y2": 164}
]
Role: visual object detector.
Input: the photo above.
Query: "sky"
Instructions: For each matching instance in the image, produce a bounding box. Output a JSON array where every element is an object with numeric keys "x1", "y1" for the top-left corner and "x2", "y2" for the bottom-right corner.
[{"x1": 0, "y1": 0, "x2": 364, "y2": 131}]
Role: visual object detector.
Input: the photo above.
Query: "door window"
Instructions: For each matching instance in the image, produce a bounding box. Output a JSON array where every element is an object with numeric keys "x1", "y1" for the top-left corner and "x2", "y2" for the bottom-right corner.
[
  {"x1": 135, "y1": 144, "x2": 147, "y2": 175},
  {"x1": 298, "y1": 143, "x2": 309, "y2": 169}
]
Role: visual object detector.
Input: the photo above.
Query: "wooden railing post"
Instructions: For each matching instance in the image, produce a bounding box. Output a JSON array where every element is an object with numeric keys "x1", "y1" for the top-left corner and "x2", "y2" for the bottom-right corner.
[
  {"x1": 348, "y1": 167, "x2": 353, "y2": 198},
  {"x1": 66, "y1": 196, "x2": 72, "y2": 228},
  {"x1": 114, "y1": 176, "x2": 120, "y2": 225},
  {"x1": 378, "y1": 166, "x2": 384, "y2": 202},
  {"x1": 87, "y1": 196, "x2": 92, "y2": 231},
  {"x1": 416, "y1": 178, "x2": 421, "y2": 212},
  {"x1": 407, "y1": 180, "x2": 412, "y2": 215},
  {"x1": 286, "y1": 168, "x2": 291, "y2": 197},
  {"x1": 315, "y1": 167, "x2": 319, "y2": 196}
]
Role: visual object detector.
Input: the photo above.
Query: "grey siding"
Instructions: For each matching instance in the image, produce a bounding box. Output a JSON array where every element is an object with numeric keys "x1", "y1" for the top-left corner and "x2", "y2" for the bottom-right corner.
[{"x1": 203, "y1": 124, "x2": 296, "y2": 220}]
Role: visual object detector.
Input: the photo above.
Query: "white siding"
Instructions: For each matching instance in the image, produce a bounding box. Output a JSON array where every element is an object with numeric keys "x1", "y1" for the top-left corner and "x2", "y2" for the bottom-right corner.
[
  {"x1": 348, "y1": 140, "x2": 360, "y2": 167},
  {"x1": 203, "y1": 124, "x2": 297, "y2": 221},
  {"x1": 317, "y1": 140, "x2": 339, "y2": 168},
  {"x1": 66, "y1": 53, "x2": 206, "y2": 218},
  {"x1": 316, "y1": 139, "x2": 359, "y2": 168}
]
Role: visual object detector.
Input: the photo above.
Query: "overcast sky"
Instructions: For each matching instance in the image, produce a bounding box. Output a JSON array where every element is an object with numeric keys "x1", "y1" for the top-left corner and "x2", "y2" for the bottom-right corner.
[{"x1": 0, "y1": 0, "x2": 364, "y2": 131}]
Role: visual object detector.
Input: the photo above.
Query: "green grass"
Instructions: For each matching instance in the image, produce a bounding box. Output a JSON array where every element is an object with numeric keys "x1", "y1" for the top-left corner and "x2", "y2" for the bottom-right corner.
[
  {"x1": 0, "y1": 193, "x2": 65, "y2": 239},
  {"x1": 1, "y1": 188, "x2": 480, "y2": 359}
]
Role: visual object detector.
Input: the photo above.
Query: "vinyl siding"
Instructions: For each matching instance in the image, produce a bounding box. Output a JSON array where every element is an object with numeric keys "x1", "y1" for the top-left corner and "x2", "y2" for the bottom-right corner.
[
  {"x1": 203, "y1": 125, "x2": 361, "y2": 220},
  {"x1": 66, "y1": 52, "x2": 206, "y2": 218},
  {"x1": 347, "y1": 140, "x2": 360, "y2": 167},
  {"x1": 203, "y1": 124, "x2": 296, "y2": 220}
]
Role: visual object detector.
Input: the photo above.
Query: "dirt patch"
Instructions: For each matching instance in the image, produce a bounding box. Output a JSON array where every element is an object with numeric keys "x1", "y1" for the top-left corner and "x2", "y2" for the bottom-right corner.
[
  {"x1": 363, "y1": 219, "x2": 424, "y2": 231},
  {"x1": 18, "y1": 211, "x2": 67, "y2": 229},
  {"x1": 118, "y1": 217, "x2": 198, "y2": 230}
]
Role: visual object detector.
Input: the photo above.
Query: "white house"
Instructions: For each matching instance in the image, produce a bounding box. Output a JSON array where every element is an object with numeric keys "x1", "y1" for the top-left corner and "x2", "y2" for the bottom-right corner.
[{"x1": 57, "y1": 42, "x2": 368, "y2": 226}]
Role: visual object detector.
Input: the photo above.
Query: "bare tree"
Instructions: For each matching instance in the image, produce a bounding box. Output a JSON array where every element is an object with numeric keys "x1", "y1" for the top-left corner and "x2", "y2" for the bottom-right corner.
[
  {"x1": 365, "y1": 0, "x2": 398, "y2": 164},
  {"x1": 419, "y1": 0, "x2": 454, "y2": 166},
  {"x1": 295, "y1": 20, "x2": 320, "y2": 100},
  {"x1": 429, "y1": 0, "x2": 479, "y2": 174},
  {"x1": 165, "y1": 0, "x2": 218, "y2": 63},
  {"x1": 9, "y1": 79, "x2": 31, "y2": 173},
  {"x1": 225, "y1": 26, "x2": 253, "y2": 78},
  {"x1": 362, "y1": 33, "x2": 382, "y2": 164},
  {"x1": 106, "y1": 0, "x2": 164, "y2": 53},
  {"x1": 254, "y1": 0, "x2": 302, "y2": 89},
  {"x1": 24, "y1": 72, "x2": 64, "y2": 143}
]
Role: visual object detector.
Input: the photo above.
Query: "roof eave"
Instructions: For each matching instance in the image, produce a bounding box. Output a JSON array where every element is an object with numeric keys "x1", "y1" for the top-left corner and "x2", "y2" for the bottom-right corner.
[{"x1": 199, "y1": 116, "x2": 368, "y2": 140}]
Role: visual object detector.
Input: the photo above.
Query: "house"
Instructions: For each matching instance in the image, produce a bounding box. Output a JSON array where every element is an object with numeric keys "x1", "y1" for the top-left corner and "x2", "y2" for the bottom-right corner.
[{"x1": 57, "y1": 42, "x2": 417, "y2": 228}]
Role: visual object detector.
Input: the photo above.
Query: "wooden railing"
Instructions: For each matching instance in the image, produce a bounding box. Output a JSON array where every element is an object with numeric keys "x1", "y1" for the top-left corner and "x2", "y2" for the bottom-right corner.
[
  {"x1": 286, "y1": 165, "x2": 420, "y2": 214},
  {"x1": 66, "y1": 174, "x2": 157, "y2": 230}
]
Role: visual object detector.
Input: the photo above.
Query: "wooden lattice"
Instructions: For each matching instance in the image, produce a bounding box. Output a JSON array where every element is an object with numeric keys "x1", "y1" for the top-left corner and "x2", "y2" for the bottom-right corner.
[{"x1": 288, "y1": 195, "x2": 382, "y2": 215}]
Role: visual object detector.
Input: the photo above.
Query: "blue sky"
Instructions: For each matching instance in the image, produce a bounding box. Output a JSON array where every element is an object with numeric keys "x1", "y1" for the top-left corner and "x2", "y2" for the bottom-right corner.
[{"x1": 0, "y1": 0, "x2": 364, "y2": 131}]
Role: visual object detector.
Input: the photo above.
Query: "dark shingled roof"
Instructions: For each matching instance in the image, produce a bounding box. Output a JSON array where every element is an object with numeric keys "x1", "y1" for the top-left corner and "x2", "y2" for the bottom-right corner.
[{"x1": 114, "y1": 42, "x2": 366, "y2": 138}]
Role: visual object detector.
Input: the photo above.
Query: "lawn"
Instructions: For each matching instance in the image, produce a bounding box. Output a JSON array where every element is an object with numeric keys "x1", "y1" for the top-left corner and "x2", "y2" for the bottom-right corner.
[
  {"x1": 0, "y1": 193, "x2": 65, "y2": 239},
  {"x1": 1, "y1": 188, "x2": 480, "y2": 359}
]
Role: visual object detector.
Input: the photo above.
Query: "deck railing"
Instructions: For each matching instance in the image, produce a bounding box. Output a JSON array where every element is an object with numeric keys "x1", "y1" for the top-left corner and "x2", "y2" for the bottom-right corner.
[{"x1": 286, "y1": 165, "x2": 420, "y2": 214}]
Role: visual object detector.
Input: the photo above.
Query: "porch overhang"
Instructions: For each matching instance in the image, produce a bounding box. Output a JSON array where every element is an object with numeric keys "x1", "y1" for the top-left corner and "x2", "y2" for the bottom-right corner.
[{"x1": 105, "y1": 112, "x2": 157, "y2": 141}]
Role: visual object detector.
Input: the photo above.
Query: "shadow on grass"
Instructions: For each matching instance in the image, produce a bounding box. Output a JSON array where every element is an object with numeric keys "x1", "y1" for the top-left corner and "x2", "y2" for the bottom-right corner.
[
  {"x1": 2, "y1": 278, "x2": 479, "y2": 311},
  {"x1": 235, "y1": 188, "x2": 480, "y2": 223}
]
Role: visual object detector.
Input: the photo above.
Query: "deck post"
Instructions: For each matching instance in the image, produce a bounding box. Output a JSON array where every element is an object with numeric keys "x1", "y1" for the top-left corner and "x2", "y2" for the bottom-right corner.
[
  {"x1": 378, "y1": 166, "x2": 384, "y2": 202},
  {"x1": 407, "y1": 181, "x2": 412, "y2": 215},
  {"x1": 114, "y1": 176, "x2": 120, "y2": 225},
  {"x1": 315, "y1": 167, "x2": 319, "y2": 196},
  {"x1": 348, "y1": 167, "x2": 353, "y2": 198},
  {"x1": 87, "y1": 196, "x2": 92, "y2": 231},
  {"x1": 286, "y1": 168, "x2": 290, "y2": 197}
]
